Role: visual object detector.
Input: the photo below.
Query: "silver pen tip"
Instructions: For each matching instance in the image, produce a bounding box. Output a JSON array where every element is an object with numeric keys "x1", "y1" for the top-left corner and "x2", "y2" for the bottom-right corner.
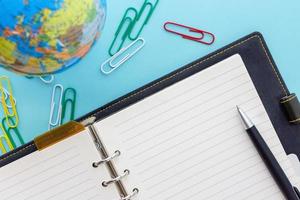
[{"x1": 237, "y1": 106, "x2": 254, "y2": 129}]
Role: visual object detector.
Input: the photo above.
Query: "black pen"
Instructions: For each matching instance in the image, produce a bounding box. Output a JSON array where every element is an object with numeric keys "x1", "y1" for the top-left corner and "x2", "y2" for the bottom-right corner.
[{"x1": 237, "y1": 106, "x2": 299, "y2": 200}]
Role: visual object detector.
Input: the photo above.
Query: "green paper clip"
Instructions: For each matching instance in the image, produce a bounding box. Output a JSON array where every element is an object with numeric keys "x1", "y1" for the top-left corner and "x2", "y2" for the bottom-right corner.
[
  {"x1": 61, "y1": 88, "x2": 76, "y2": 124},
  {"x1": 2, "y1": 117, "x2": 24, "y2": 149},
  {"x1": 128, "y1": 0, "x2": 159, "y2": 41},
  {"x1": 0, "y1": 133, "x2": 13, "y2": 155},
  {"x1": 109, "y1": 8, "x2": 138, "y2": 56}
]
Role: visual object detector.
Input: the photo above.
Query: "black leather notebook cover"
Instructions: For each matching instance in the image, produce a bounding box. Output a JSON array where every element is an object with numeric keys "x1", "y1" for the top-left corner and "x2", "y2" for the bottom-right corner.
[{"x1": 1, "y1": 32, "x2": 299, "y2": 169}]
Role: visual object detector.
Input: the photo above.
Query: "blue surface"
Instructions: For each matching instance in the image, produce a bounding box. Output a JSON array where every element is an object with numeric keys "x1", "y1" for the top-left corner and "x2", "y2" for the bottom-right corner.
[{"x1": 0, "y1": 0, "x2": 299, "y2": 143}]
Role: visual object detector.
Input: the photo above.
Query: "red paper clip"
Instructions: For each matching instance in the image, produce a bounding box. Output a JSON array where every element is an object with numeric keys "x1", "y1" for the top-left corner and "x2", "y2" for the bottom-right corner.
[{"x1": 163, "y1": 22, "x2": 215, "y2": 45}]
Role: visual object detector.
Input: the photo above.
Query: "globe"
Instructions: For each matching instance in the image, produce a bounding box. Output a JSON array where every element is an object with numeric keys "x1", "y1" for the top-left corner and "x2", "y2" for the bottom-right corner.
[{"x1": 0, "y1": 0, "x2": 106, "y2": 75}]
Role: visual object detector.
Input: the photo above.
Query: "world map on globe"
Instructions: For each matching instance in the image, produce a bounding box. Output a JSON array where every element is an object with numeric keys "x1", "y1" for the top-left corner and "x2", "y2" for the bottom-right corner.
[{"x1": 0, "y1": 0, "x2": 106, "y2": 75}]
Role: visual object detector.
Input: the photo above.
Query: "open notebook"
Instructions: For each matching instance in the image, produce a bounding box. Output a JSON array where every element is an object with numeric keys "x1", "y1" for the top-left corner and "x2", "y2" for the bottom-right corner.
[{"x1": 0, "y1": 54, "x2": 299, "y2": 200}]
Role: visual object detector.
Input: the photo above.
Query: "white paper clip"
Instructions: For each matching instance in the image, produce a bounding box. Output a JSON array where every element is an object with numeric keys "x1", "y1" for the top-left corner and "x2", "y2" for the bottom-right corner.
[
  {"x1": 101, "y1": 38, "x2": 145, "y2": 75},
  {"x1": 40, "y1": 75, "x2": 55, "y2": 84},
  {"x1": 49, "y1": 84, "x2": 63, "y2": 130},
  {"x1": 2, "y1": 88, "x2": 17, "y2": 109}
]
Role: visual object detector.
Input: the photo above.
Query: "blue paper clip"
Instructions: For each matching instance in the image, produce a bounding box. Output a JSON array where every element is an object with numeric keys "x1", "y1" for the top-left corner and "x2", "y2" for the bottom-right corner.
[
  {"x1": 49, "y1": 84, "x2": 63, "y2": 130},
  {"x1": 101, "y1": 38, "x2": 145, "y2": 75}
]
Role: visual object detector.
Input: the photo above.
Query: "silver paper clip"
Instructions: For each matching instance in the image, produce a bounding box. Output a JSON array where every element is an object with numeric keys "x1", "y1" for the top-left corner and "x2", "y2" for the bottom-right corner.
[
  {"x1": 49, "y1": 84, "x2": 63, "y2": 130},
  {"x1": 40, "y1": 75, "x2": 55, "y2": 84},
  {"x1": 2, "y1": 88, "x2": 17, "y2": 109},
  {"x1": 101, "y1": 38, "x2": 145, "y2": 75}
]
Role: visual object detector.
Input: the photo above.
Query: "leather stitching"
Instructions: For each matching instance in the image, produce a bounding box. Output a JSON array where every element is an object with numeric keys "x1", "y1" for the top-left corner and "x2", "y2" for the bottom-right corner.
[{"x1": 0, "y1": 143, "x2": 35, "y2": 163}]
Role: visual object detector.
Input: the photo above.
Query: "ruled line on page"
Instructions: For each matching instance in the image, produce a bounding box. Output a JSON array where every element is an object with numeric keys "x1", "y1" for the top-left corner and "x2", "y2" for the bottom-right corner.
[
  {"x1": 44, "y1": 179, "x2": 94, "y2": 200},
  {"x1": 199, "y1": 168, "x2": 270, "y2": 200},
  {"x1": 115, "y1": 64, "x2": 245, "y2": 128},
  {"x1": 125, "y1": 97, "x2": 260, "y2": 154},
  {"x1": 134, "y1": 120, "x2": 268, "y2": 172},
  {"x1": 5, "y1": 164, "x2": 87, "y2": 200},
  {"x1": 0, "y1": 146, "x2": 76, "y2": 184},
  {"x1": 121, "y1": 75, "x2": 252, "y2": 139},
  {"x1": 64, "y1": 187, "x2": 97, "y2": 200},
  {"x1": 129, "y1": 105, "x2": 263, "y2": 164},
  {"x1": 146, "y1": 142, "x2": 283, "y2": 196},
  {"x1": 0, "y1": 152, "x2": 81, "y2": 193},
  {"x1": 143, "y1": 135, "x2": 282, "y2": 189},
  {"x1": 123, "y1": 87, "x2": 257, "y2": 147},
  {"x1": 160, "y1": 154, "x2": 288, "y2": 200},
  {"x1": 23, "y1": 172, "x2": 89, "y2": 200}
]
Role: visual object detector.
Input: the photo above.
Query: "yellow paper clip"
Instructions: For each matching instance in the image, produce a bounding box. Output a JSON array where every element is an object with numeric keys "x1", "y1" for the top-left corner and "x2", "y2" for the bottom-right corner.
[
  {"x1": 0, "y1": 76, "x2": 19, "y2": 128},
  {"x1": 0, "y1": 124, "x2": 14, "y2": 155}
]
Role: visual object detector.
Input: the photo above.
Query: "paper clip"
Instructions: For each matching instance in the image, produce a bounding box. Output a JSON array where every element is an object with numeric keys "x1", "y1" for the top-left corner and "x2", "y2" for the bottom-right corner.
[
  {"x1": 49, "y1": 84, "x2": 63, "y2": 130},
  {"x1": 109, "y1": 8, "x2": 138, "y2": 56},
  {"x1": 0, "y1": 76, "x2": 19, "y2": 128},
  {"x1": 101, "y1": 38, "x2": 145, "y2": 75},
  {"x1": 0, "y1": 125, "x2": 13, "y2": 155},
  {"x1": 61, "y1": 88, "x2": 76, "y2": 124},
  {"x1": 2, "y1": 88, "x2": 17, "y2": 109},
  {"x1": 39, "y1": 75, "x2": 55, "y2": 84},
  {"x1": 163, "y1": 22, "x2": 215, "y2": 45},
  {"x1": 2, "y1": 117, "x2": 24, "y2": 149},
  {"x1": 129, "y1": 0, "x2": 159, "y2": 41}
]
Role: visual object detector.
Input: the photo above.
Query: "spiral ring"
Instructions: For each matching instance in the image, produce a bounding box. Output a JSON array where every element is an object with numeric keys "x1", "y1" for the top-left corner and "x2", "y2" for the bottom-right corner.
[
  {"x1": 102, "y1": 169, "x2": 130, "y2": 187},
  {"x1": 93, "y1": 150, "x2": 121, "y2": 168},
  {"x1": 121, "y1": 188, "x2": 139, "y2": 200}
]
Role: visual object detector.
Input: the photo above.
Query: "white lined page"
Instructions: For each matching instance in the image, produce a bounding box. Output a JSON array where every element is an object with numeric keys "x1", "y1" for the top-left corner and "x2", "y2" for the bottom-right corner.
[
  {"x1": 0, "y1": 130, "x2": 119, "y2": 200},
  {"x1": 97, "y1": 54, "x2": 300, "y2": 200}
]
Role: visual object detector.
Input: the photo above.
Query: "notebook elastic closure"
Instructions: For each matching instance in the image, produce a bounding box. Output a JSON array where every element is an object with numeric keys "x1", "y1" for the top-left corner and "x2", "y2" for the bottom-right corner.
[
  {"x1": 34, "y1": 121, "x2": 85, "y2": 151},
  {"x1": 280, "y1": 94, "x2": 300, "y2": 124}
]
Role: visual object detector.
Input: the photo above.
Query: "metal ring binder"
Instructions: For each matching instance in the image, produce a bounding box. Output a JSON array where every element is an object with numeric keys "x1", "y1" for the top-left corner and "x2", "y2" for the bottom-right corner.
[
  {"x1": 87, "y1": 121, "x2": 139, "y2": 200},
  {"x1": 92, "y1": 150, "x2": 121, "y2": 168},
  {"x1": 102, "y1": 169, "x2": 130, "y2": 187},
  {"x1": 121, "y1": 188, "x2": 139, "y2": 200}
]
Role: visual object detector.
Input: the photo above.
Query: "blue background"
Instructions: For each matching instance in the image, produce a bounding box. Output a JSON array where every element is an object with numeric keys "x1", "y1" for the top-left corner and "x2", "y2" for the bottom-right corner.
[{"x1": 0, "y1": 0, "x2": 299, "y2": 144}]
